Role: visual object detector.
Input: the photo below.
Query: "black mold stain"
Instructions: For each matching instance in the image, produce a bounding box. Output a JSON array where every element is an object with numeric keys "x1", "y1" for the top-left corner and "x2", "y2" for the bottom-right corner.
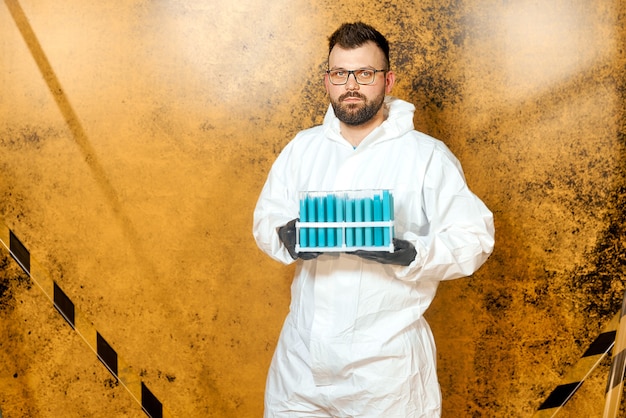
[
  {"x1": 0, "y1": 126, "x2": 60, "y2": 150},
  {"x1": 296, "y1": 61, "x2": 328, "y2": 130},
  {"x1": 570, "y1": 182, "x2": 626, "y2": 318},
  {"x1": 483, "y1": 286, "x2": 513, "y2": 314},
  {"x1": 402, "y1": 3, "x2": 464, "y2": 111},
  {"x1": 0, "y1": 253, "x2": 32, "y2": 313},
  {"x1": 569, "y1": 83, "x2": 626, "y2": 320}
]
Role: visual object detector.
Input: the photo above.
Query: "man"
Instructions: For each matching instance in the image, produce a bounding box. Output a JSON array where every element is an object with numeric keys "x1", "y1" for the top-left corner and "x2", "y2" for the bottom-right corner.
[{"x1": 253, "y1": 22, "x2": 495, "y2": 417}]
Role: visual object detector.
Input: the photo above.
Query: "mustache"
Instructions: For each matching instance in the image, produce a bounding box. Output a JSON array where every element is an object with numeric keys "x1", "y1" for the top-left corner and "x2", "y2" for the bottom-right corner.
[{"x1": 339, "y1": 92, "x2": 366, "y2": 101}]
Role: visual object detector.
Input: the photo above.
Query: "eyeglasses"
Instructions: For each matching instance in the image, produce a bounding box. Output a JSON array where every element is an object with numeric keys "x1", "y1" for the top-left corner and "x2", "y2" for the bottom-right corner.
[{"x1": 326, "y1": 68, "x2": 387, "y2": 85}]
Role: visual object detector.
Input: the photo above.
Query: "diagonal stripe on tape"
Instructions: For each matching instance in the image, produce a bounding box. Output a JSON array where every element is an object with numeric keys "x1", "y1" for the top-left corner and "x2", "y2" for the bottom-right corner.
[
  {"x1": 0, "y1": 219, "x2": 173, "y2": 418},
  {"x1": 606, "y1": 348, "x2": 626, "y2": 392},
  {"x1": 603, "y1": 349, "x2": 626, "y2": 417},
  {"x1": 602, "y1": 290, "x2": 626, "y2": 418},
  {"x1": 533, "y1": 314, "x2": 619, "y2": 417}
]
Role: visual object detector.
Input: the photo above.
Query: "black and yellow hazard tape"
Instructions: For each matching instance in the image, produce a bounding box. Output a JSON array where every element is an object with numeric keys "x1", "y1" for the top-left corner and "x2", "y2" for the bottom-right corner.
[
  {"x1": 602, "y1": 291, "x2": 626, "y2": 418},
  {"x1": 0, "y1": 220, "x2": 172, "y2": 418},
  {"x1": 533, "y1": 312, "x2": 620, "y2": 417}
]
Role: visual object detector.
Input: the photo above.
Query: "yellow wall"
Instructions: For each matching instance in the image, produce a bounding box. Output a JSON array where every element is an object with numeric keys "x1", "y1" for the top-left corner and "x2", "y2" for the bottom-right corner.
[{"x1": 0, "y1": 0, "x2": 624, "y2": 417}]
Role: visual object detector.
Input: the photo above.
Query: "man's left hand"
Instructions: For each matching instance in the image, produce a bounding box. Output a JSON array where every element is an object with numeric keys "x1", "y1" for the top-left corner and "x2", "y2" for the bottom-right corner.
[{"x1": 351, "y1": 238, "x2": 416, "y2": 266}]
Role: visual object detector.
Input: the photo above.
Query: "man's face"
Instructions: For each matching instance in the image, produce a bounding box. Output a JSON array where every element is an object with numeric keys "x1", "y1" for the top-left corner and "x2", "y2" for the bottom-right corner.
[{"x1": 325, "y1": 41, "x2": 394, "y2": 126}]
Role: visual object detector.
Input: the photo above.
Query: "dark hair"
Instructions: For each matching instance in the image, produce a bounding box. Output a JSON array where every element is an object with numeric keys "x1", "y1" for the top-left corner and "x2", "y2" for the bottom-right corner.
[{"x1": 328, "y1": 22, "x2": 390, "y2": 69}]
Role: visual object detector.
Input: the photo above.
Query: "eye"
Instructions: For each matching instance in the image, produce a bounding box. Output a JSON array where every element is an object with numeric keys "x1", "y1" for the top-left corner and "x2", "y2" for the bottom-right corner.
[
  {"x1": 358, "y1": 70, "x2": 373, "y2": 78},
  {"x1": 332, "y1": 70, "x2": 347, "y2": 77}
]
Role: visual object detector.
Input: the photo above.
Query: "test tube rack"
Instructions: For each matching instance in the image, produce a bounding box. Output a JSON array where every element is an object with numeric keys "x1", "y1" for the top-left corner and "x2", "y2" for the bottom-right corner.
[{"x1": 295, "y1": 190, "x2": 395, "y2": 253}]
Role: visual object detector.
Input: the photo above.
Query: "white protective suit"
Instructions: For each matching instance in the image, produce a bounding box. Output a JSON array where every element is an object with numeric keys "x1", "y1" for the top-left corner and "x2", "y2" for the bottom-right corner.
[{"x1": 253, "y1": 97, "x2": 495, "y2": 418}]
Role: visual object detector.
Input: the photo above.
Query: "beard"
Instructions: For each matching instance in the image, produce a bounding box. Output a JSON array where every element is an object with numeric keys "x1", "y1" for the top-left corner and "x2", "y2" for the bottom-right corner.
[{"x1": 331, "y1": 91, "x2": 386, "y2": 126}]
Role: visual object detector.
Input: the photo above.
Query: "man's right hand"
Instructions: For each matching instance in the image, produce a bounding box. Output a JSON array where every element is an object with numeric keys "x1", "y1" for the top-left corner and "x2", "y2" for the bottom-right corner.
[{"x1": 278, "y1": 219, "x2": 322, "y2": 260}]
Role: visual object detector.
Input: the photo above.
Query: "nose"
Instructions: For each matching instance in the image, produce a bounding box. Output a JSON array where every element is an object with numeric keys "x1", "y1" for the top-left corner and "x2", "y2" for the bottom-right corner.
[{"x1": 345, "y1": 72, "x2": 360, "y2": 89}]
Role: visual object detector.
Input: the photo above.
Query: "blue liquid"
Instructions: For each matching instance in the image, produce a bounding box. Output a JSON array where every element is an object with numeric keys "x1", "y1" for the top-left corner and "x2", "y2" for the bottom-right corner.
[
  {"x1": 307, "y1": 196, "x2": 317, "y2": 247},
  {"x1": 299, "y1": 197, "x2": 308, "y2": 247},
  {"x1": 373, "y1": 194, "x2": 383, "y2": 246},
  {"x1": 364, "y1": 197, "x2": 373, "y2": 246},
  {"x1": 326, "y1": 195, "x2": 336, "y2": 247},
  {"x1": 316, "y1": 196, "x2": 326, "y2": 247},
  {"x1": 345, "y1": 199, "x2": 354, "y2": 247},
  {"x1": 335, "y1": 196, "x2": 345, "y2": 247},
  {"x1": 354, "y1": 198, "x2": 363, "y2": 246},
  {"x1": 382, "y1": 190, "x2": 391, "y2": 246}
]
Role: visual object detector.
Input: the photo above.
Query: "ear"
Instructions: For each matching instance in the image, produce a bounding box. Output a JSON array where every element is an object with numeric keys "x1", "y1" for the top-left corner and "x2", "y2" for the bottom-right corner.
[
  {"x1": 385, "y1": 70, "x2": 395, "y2": 94},
  {"x1": 324, "y1": 73, "x2": 331, "y2": 94}
]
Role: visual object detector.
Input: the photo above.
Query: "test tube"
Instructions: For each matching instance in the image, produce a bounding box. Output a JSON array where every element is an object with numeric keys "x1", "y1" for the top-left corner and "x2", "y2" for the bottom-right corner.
[
  {"x1": 363, "y1": 195, "x2": 373, "y2": 246},
  {"x1": 325, "y1": 194, "x2": 336, "y2": 247},
  {"x1": 307, "y1": 194, "x2": 317, "y2": 247},
  {"x1": 316, "y1": 195, "x2": 326, "y2": 247},
  {"x1": 345, "y1": 197, "x2": 354, "y2": 247},
  {"x1": 299, "y1": 195, "x2": 308, "y2": 247},
  {"x1": 335, "y1": 194, "x2": 345, "y2": 247},
  {"x1": 354, "y1": 195, "x2": 364, "y2": 246},
  {"x1": 373, "y1": 193, "x2": 383, "y2": 246},
  {"x1": 383, "y1": 190, "x2": 392, "y2": 246},
  {"x1": 389, "y1": 192, "x2": 395, "y2": 241}
]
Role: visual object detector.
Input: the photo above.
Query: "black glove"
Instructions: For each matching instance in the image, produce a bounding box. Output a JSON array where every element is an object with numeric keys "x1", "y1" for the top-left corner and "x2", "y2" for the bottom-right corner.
[
  {"x1": 278, "y1": 219, "x2": 322, "y2": 260},
  {"x1": 351, "y1": 238, "x2": 417, "y2": 266}
]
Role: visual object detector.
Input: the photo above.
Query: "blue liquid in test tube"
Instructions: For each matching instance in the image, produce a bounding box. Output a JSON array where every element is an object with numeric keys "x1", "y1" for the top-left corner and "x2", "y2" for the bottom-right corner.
[
  {"x1": 364, "y1": 197, "x2": 373, "y2": 246},
  {"x1": 317, "y1": 195, "x2": 326, "y2": 247},
  {"x1": 373, "y1": 194, "x2": 383, "y2": 246},
  {"x1": 335, "y1": 195, "x2": 345, "y2": 247},
  {"x1": 382, "y1": 190, "x2": 391, "y2": 246},
  {"x1": 390, "y1": 192, "x2": 395, "y2": 240},
  {"x1": 307, "y1": 195, "x2": 317, "y2": 247},
  {"x1": 345, "y1": 198, "x2": 354, "y2": 247},
  {"x1": 354, "y1": 197, "x2": 364, "y2": 246},
  {"x1": 299, "y1": 196, "x2": 308, "y2": 247},
  {"x1": 326, "y1": 194, "x2": 336, "y2": 247}
]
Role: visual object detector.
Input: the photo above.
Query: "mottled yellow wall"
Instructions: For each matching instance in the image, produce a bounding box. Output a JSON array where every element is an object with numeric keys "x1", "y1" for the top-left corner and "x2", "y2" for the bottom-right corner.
[{"x1": 0, "y1": 0, "x2": 624, "y2": 417}]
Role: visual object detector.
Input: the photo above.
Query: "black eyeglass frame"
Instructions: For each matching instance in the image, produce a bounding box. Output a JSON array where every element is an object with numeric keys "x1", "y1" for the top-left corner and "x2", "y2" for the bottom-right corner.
[{"x1": 326, "y1": 68, "x2": 388, "y2": 85}]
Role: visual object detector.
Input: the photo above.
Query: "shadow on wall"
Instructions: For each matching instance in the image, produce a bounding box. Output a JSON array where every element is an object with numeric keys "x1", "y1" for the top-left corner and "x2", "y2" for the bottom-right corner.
[{"x1": 4, "y1": 0, "x2": 156, "y2": 280}]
